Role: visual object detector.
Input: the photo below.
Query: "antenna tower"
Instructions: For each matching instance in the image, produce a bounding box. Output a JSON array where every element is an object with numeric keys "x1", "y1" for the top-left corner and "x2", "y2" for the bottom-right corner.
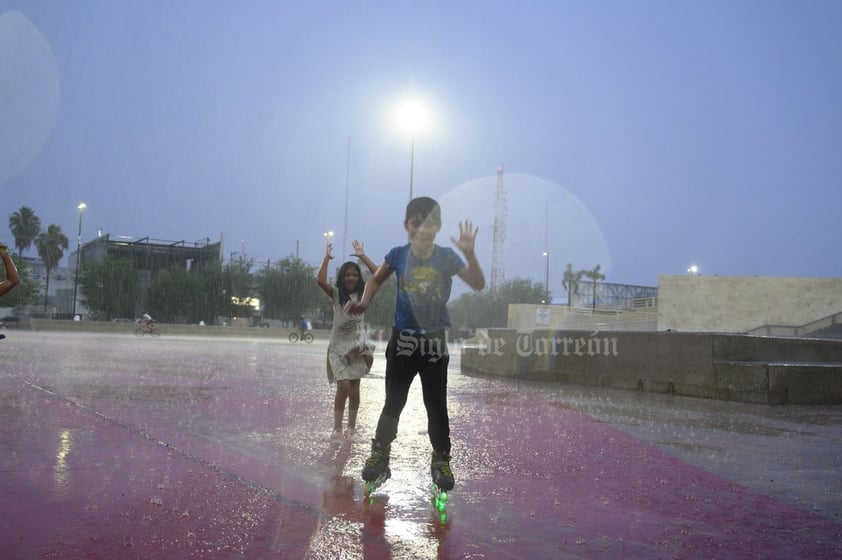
[{"x1": 491, "y1": 164, "x2": 507, "y2": 291}]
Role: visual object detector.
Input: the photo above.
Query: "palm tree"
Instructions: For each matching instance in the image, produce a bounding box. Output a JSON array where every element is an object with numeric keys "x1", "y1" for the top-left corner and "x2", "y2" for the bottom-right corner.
[
  {"x1": 583, "y1": 264, "x2": 605, "y2": 310},
  {"x1": 562, "y1": 263, "x2": 584, "y2": 307},
  {"x1": 8, "y1": 206, "x2": 42, "y2": 257},
  {"x1": 35, "y1": 224, "x2": 69, "y2": 307}
]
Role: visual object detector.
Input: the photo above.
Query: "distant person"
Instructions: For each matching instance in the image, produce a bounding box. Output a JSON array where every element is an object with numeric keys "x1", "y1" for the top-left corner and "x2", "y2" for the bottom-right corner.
[
  {"x1": 317, "y1": 240, "x2": 378, "y2": 441},
  {"x1": 345, "y1": 196, "x2": 485, "y2": 493},
  {"x1": 0, "y1": 244, "x2": 19, "y2": 298},
  {"x1": 298, "y1": 315, "x2": 309, "y2": 336},
  {"x1": 140, "y1": 312, "x2": 156, "y2": 332}
]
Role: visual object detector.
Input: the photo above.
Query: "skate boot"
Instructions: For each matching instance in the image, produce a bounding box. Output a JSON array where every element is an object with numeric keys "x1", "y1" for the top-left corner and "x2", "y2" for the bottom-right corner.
[
  {"x1": 430, "y1": 450, "x2": 453, "y2": 515},
  {"x1": 362, "y1": 439, "x2": 391, "y2": 499}
]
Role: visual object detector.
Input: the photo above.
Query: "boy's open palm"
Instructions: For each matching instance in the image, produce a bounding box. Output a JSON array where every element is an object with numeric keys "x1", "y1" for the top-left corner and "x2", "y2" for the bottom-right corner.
[{"x1": 451, "y1": 220, "x2": 479, "y2": 254}]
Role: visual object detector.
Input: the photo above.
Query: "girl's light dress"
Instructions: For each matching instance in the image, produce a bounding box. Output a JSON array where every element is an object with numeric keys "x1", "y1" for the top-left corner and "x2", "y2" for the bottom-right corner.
[{"x1": 326, "y1": 294, "x2": 373, "y2": 384}]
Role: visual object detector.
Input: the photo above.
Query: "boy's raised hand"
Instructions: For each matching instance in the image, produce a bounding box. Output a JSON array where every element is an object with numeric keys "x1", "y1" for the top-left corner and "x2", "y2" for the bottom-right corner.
[{"x1": 451, "y1": 220, "x2": 479, "y2": 254}]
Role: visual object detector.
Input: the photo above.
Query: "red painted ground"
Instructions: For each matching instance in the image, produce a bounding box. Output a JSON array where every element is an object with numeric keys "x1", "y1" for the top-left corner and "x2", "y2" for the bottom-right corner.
[{"x1": 1, "y1": 331, "x2": 840, "y2": 559}]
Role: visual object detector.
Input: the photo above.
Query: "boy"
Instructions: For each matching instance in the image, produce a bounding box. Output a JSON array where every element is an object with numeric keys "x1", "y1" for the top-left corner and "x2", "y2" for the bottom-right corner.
[{"x1": 344, "y1": 196, "x2": 485, "y2": 491}]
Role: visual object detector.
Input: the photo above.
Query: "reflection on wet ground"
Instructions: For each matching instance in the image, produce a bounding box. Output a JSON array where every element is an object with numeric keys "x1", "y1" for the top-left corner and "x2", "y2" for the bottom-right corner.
[
  {"x1": 1, "y1": 331, "x2": 840, "y2": 559},
  {"x1": 527, "y1": 378, "x2": 842, "y2": 520}
]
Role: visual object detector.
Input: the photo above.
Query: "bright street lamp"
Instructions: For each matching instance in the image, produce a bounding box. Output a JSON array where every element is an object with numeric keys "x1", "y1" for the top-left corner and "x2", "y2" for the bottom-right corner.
[
  {"x1": 543, "y1": 251, "x2": 550, "y2": 304},
  {"x1": 323, "y1": 230, "x2": 334, "y2": 248},
  {"x1": 72, "y1": 202, "x2": 86, "y2": 317},
  {"x1": 395, "y1": 97, "x2": 430, "y2": 201}
]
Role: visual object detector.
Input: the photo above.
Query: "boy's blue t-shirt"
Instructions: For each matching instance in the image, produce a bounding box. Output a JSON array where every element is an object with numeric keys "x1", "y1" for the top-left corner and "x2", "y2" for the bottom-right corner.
[{"x1": 384, "y1": 244, "x2": 465, "y2": 334}]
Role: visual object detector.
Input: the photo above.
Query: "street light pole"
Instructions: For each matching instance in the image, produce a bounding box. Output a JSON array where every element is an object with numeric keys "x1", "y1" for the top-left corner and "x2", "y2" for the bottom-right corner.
[
  {"x1": 543, "y1": 251, "x2": 550, "y2": 304},
  {"x1": 396, "y1": 97, "x2": 428, "y2": 202},
  {"x1": 323, "y1": 230, "x2": 334, "y2": 248},
  {"x1": 409, "y1": 136, "x2": 415, "y2": 201},
  {"x1": 73, "y1": 202, "x2": 86, "y2": 317}
]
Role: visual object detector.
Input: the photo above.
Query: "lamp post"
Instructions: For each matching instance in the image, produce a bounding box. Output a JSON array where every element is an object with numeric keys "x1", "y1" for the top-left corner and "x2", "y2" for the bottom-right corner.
[
  {"x1": 409, "y1": 136, "x2": 415, "y2": 201},
  {"x1": 72, "y1": 202, "x2": 86, "y2": 317},
  {"x1": 323, "y1": 230, "x2": 334, "y2": 248},
  {"x1": 543, "y1": 251, "x2": 550, "y2": 304},
  {"x1": 396, "y1": 98, "x2": 429, "y2": 201}
]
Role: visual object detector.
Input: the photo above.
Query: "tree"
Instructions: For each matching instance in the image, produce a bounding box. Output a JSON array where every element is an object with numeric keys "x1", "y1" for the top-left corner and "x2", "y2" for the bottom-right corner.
[
  {"x1": 449, "y1": 277, "x2": 546, "y2": 332},
  {"x1": 79, "y1": 257, "x2": 138, "y2": 320},
  {"x1": 146, "y1": 265, "x2": 205, "y2": 323},
  {"x1": 8, "y1": 206, "x2": 41, "y2": 257},
  {"x1": 141, "y1": 260, "x2": 231, "y2": 325},
  {"x1": 0, "y1": 256, "x2": 39, "y2": 307},
  {"x1": 223, "y1": 257, "x2": 256, "y2": 323},
  {"x1": 34, "y1": 224, "x2": 69, "y2": 307},
  {"x1": 256, "y1": 256, "x2": 322, "y2": 322},
  {"x1": 583, "y1": 264, "x2": 605, "y2": 309},
  {"x1": 449, "y1": 289, "x2": 501, "y2": 331},
  {"x1": 196, "y1": 259, "x2": 230, "y2": 324},
  {"x1": 562, "y1": 263, "x2": 584, "y2": 307}
]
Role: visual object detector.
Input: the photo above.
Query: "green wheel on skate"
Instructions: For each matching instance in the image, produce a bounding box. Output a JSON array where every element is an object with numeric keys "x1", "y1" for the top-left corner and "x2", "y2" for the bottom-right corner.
[{"x1": 431, "y1": 483, "x2": 448, "y2": 513}]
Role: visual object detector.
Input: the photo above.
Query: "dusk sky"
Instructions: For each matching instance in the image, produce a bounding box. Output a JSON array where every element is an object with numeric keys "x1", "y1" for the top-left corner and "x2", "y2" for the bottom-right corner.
[{"x1": 2, "y1": 1, "x2": 841, "y2": 300}]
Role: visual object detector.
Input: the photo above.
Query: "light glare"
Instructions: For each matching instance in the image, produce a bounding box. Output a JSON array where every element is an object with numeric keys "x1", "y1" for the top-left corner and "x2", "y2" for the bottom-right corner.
[{"x1": 395, "y1": 98, "x2": 430, "y2": 135}]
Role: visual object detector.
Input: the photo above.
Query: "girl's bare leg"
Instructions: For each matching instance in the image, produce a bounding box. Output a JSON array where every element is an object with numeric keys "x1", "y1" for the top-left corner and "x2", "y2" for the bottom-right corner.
[
  {"x1": 347, "y1": 379, "x2": 361, "y2": 430},
  {"x1": 334, "y1": 380, "x2": 349, "y2": 432}
]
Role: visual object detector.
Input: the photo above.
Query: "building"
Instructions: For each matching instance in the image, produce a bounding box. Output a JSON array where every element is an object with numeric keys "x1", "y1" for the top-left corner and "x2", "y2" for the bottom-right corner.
[{"x1": 68, "y1": 234, "x2": 223, "y2": 319}]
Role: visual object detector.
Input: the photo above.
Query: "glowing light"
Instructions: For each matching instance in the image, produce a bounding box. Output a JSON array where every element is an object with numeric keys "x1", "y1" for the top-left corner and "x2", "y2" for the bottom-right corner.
[
  {"x1": 393, "y1": 95, "x2": 433, "y2": 202},
  {"x1": 395, "y1": 97, "x2": 430, "y2": 136}
]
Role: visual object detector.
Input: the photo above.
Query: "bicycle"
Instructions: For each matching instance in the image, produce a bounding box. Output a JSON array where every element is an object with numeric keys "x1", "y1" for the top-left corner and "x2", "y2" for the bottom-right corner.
[
  {"x1": 135, "y1": 324, "x2": 161, "y2": 337},
  {"x1": 288, "y1": 330, "x2": 313, "y2": 343}
]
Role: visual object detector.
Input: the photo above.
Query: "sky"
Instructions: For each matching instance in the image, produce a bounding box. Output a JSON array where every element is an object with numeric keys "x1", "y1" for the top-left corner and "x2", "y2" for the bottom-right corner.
[{"x1": 2, "y1": 0, "x2": 841, "y2": 301}]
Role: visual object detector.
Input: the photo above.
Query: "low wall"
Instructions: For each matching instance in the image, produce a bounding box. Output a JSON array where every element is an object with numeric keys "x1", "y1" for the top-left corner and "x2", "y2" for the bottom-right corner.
[
  {"x1": 461, "y1": 329, "x2": 842, "y2": 405},
  {"x1": 24, "y1": 319, "x2": 327, "y2": 340}
]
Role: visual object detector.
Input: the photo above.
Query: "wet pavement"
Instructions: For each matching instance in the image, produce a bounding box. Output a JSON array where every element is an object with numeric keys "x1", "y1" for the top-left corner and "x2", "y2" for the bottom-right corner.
[{"x1": 1, "y1": 330, "x2": 840, "y2": 559}]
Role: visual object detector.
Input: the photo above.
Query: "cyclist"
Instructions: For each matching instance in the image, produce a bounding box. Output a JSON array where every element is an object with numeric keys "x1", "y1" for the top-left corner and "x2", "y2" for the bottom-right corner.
[
  {"x1": 297, "y1": 316, "x2": 310, "y2": 337},
  {"x1": 141, "y1": 312, "x2": 157, "y2": 332}
]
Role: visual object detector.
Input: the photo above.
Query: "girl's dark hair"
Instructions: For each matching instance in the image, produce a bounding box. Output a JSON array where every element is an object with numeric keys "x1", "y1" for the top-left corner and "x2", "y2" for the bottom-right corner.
[{"x1": 335, "y1": 261, "x2": 366, "y2": 306}]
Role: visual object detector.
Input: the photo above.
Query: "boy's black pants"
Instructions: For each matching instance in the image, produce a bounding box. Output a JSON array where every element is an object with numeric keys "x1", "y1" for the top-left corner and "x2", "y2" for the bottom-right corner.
[{"x1": 374, "y1": 328, "x2": 451, "y2": 455}]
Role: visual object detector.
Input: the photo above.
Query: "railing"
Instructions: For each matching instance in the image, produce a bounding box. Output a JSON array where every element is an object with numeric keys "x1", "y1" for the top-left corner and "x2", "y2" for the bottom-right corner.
[
  {"x1": 632, "y1": 297, "x2": 658, "y2": 309},
  {"x1": 556, "y1": 306, "x2": 658, "y2": 331},
  {"x1": 747, "y1": 310, "x2": 842, "y2": 337}
]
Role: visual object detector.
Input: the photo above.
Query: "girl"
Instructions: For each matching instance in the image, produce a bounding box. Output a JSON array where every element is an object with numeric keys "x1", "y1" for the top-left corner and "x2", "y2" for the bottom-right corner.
[{"x1": 317, "y1": 240, "x2": 378, "y2": 440}]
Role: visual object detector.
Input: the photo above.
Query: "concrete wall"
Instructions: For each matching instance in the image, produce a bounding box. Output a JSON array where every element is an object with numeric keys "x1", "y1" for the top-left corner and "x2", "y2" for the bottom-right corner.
[
  {"x1": 658, "y1": 275, "x2": 842, "y2": 333},
  {"x1": 461, "y1": 329, "x2": 842, "y2": 405},
  {"x1": 508, "y1": 304, "x2": 657, "y2": 331}
]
